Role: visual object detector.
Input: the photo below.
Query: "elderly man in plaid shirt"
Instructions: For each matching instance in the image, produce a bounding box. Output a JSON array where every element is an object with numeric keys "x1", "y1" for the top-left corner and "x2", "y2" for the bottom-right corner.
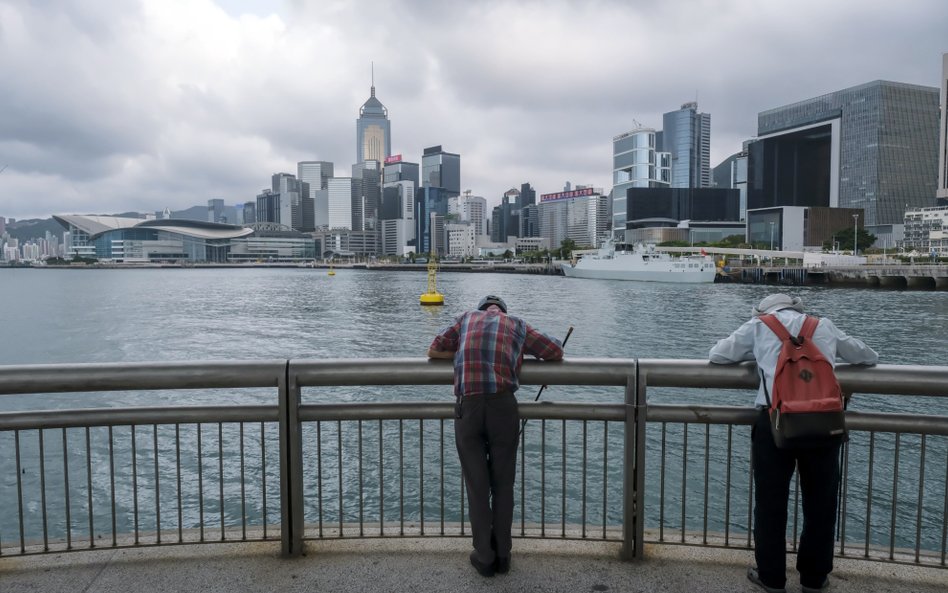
[{"x1": 428, "y1": 295, "x2": 563, "y2": 577}]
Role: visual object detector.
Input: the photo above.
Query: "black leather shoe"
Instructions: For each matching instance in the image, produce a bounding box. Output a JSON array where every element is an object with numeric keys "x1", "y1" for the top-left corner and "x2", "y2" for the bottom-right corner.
[
  {"x1": 494, "y1": 556, "x2": 510, "y2": 574},
  {"x1": 469, "y1": 551, "x2": 495, "y2": 577}
]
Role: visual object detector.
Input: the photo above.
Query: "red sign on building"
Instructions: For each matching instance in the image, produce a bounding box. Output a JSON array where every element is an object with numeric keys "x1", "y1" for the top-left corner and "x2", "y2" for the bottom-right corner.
[
  {"x1": 384, "y1": 154, "x2": 403, "y2": 165},
  {"x1": 540, "y1": 187, "x2": 596, "y2": 202}
]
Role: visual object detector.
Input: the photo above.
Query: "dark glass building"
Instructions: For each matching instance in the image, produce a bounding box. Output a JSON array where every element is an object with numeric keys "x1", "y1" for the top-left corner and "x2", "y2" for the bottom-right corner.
[
  {"x1": 625, "y1": 188, "x2": 740, "y2": 228},
  {"x1": 748, "y1": 80, "x2": 939, "y2": 228}
]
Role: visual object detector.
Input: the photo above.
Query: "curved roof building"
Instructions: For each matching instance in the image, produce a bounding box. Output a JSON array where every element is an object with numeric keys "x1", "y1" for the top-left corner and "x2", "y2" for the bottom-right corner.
[{"x1": 53, "y1": 215, "x2": 259, "y2": 263}]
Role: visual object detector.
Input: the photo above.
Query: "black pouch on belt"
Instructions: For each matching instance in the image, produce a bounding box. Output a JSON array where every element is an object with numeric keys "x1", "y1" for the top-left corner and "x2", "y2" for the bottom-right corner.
[{"x1": 454, "y1": 394, "x2": 462, "y2": 419}]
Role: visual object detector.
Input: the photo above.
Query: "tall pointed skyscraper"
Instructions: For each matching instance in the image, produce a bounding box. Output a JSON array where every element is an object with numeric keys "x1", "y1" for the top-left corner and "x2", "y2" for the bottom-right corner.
[{"x1": 356, "y1": 65, "x2": 391, "y2": 164}]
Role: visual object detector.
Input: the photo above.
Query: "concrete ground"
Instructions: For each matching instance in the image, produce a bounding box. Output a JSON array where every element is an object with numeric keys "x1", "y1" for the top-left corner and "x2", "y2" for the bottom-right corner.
[{"x1": 1, "y1": 538, "x2": 945, "y2": 593}]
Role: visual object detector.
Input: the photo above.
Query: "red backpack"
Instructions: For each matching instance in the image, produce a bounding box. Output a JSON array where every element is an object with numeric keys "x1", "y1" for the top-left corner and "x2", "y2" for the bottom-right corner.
[{"x1": 759, "y1": 314, "x2": 846, "y2": 448}]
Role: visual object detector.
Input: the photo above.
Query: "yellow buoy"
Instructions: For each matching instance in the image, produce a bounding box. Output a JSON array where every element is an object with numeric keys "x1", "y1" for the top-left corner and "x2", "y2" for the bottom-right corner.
[
  {"x1": 328, "y1": 264, "x2": 335, "y2": 276},
  {"x1": 420, "y1": 257, "x2": 444, "y2": 306}
]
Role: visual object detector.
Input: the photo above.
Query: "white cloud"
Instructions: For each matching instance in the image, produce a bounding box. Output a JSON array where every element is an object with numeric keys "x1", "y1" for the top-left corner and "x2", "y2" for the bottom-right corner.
[{"x1": 0, "y1": 0, "x2": 946, "y2": 219}]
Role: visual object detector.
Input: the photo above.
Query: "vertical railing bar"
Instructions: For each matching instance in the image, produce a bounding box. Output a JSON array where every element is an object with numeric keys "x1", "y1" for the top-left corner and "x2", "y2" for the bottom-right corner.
[
  {"x1": 724, "y1": 424, "x2": 733, "y2": 546},
  {"x1": 581, "y1": 420, "x2": 587, "y2": 539},
  {"x1": 15, "y1": 430, "x2": 25, "y2": 553},
  {"x1": 941, "y1": 444, "x2": 947, "y2": 567},
  {"x1": 39, "y1": 429, "x2": 49, "y2": 551},
  {"x1": 561, "y1": 419, "x2": 567, "y2": 538},
  {"x1": 839, "y1": 438, "x2": 850, "y2": 555},
  {"x1": 197, "y1": 423, "x2": 204, "y2": 543},
  {"x1": 63, "y1": 428, "x2": 72, "y2": 549},
  {"x1": 520, "y1": 425, "x2": 525, "y2": 536},
  {"x1": 109, "y1": 426, "x2": 116, "y2": 547},
  {"x1": 419, "y1": 419, "x2": 425, "y2": 536},
  {"x1": 633, "y1": 363, "x2": 646, "y2": 558},
  {"x1": 261, "y1": 422, "x2": 267, "y2": 540},
  {"x1": 337, "y1": 420, "x2": 343, "y2": 537},
  {"x1": 541, "y1": 418, "x2": 546, "y2": 537},
  {"x1": 358, "y1": 420, "x2": 364, "y2": 537},
  {"x1": 132, "y1": 424, "x2": 139, "y2": 545},
  {"x1": 154, "y1": 424, "x2": 161, "y2": 545},
  {"x1": 602, "y1": 421, "x2": 608, "y2": 540},
  {"x1": 240, "y1": 422, "x2": 246, "y2": 541},
  {"x1": 399, "y1": 419, "x2": 404, "y2": 536},
  {"x1": 281, "y1": 362, "x2": 302, "y2": 555},
  {"x1": 865, "y1": 432, "x2": 875, "y2": 558},
  {"x1": 218, "y1": 422, "x2": 225, "y2": 542},
  {"x1": 439, "y1": 418, "x2": 444, "y2": 536},
  {"x1": 86, "y1": 427, "x2": 94, "y2": 549},
  {"x1": 680, "y1": 423, "x2": 688, "y2": 544},
  {"x1": 703, "y1": 424, "x2": 710, "y2": 544},
  {"x1": 914, "y1": 435, "x2": 926, "y2": 563},
  {"x1": 317, "y1": 421, "x2": 323, "y2": 538},
  {"x1": 380, "y1": 419, "x2": 385, "y2": 537},
  {"x1": 175, "y1": 424, "x2": 182, "y2": 544},
  {"x1": 889, "y1": 433, "x2": 901, "y2": 560},
  {"x1": 660, "y1": 423, "x2": 666, "y2": 542}
]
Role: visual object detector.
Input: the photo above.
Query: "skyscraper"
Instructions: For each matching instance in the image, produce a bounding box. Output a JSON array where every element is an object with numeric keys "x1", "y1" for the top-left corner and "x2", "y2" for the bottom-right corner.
[
  {"x1": 661, "y1": 102, "x2": 711, "y2": 189},
  {"x1": 327, "y1": 178, "x2": 355, "y2": 230},
  {"x1": 352, "y1": 160, "x2": 381, "y2": 231},
  {"x1": 937, "y1": 53, "x2": 948, "y2": 203},
  {"x1": 356, "y1": 71, "x2": 391, "y2": 164},
  {"x1": 298, "y1": 161, "x2": 333, "y2": 231},
  {"x1": 421, "y1": 145, "x2": 460, "y2": 196},
  {"x1": 611, "y1": 127, "x2": 671, "y2": 240}
]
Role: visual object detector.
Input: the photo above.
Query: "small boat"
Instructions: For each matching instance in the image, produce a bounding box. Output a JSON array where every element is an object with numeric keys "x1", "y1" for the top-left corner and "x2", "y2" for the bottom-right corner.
[{"x1": 561, "y1": 240, "x2": 716, "y2": 283}]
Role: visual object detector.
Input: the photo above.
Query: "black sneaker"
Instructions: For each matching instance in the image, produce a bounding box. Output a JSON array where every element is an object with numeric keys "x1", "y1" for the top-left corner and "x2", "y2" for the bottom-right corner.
[
  {"x1": 494, "y1": 556, "x2": 510, "y2": 574},
  {"x1": 469, "y1": 551, "x2": 495, "y2": 577}
]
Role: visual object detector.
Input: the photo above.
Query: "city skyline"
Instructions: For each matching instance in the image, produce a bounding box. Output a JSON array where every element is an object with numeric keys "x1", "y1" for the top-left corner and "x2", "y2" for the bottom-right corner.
[{"x1": 0, "y1": 0, "x2": 946, "y2": 221}]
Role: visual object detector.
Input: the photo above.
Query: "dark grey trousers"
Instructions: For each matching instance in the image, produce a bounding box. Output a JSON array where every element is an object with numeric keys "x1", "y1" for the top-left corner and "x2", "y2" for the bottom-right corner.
[{"x1": 454, "y1": 391, "x2": 520, "y2": 565}]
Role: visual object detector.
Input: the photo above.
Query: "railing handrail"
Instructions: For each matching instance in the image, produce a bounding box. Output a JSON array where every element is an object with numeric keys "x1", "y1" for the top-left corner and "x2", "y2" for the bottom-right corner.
[{"x1": 1, "y1": 358, "x2": 946, "y2": 396}]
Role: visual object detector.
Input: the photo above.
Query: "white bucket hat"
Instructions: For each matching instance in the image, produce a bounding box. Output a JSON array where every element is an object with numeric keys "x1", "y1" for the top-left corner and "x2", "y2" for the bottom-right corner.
[{"x1": 752, "y1": 293, "x2": 804, "y2": 317}]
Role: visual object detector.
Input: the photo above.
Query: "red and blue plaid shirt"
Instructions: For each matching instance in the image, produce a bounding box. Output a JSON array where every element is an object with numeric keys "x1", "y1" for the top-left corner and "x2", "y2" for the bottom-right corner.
[{"x1": 429, "y1": 306, "x2": 563, "y2": 397}]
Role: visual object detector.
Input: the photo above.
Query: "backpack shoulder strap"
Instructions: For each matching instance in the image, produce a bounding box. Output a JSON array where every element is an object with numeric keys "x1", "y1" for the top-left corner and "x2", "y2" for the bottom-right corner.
[
  {"x1": 758, "y1": 314, "x2": 792, "y2": 341},
  {"x1": 799, "y1": 315, "x2": 819, "y2": 339}
]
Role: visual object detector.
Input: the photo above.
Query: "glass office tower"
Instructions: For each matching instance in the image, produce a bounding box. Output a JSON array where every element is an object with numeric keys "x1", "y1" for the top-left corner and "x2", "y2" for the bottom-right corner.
[
  {"x1": 611, "y1": 127, "x2": 670, "y2": 240},
  {"x1": 356, "y1": 82, "x2": 391, "y2": 164},
  {"x1": 661, "y1": 102, "x2": 711, "y2": 188},
  {"x1": 749, "y1": 80, "x2": 939, "y2": 227}
]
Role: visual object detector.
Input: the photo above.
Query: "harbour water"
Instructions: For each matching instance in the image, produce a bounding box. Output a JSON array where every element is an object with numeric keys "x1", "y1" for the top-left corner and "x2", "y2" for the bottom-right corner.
[{"x1": 0, "y1": 268, "x2": 946, "y2": 550}]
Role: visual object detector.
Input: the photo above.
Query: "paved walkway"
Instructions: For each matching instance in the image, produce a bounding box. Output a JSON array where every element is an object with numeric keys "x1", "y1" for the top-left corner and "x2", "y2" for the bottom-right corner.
[{"x1": 1, "y1": 538, "x2": 945, "y2": 593}]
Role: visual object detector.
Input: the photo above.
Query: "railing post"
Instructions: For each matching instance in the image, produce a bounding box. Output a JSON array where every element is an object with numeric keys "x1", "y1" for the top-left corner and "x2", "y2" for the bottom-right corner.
[
  {"x1": 621, "y1": 359, "x2": 645, "y2": 560},
  {"x1": 279, "y1": 360, "x2": 304, "y2": 556}
]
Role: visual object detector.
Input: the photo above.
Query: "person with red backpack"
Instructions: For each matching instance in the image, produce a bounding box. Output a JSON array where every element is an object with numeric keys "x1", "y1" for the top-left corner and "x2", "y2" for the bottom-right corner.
[{"x1": 709, "y1": 294, "x2": 878, "y2": 593}]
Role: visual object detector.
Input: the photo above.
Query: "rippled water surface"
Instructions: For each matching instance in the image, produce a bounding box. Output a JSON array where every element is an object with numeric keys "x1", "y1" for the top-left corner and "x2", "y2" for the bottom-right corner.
[{"x1": 1, "y1": 268, "x2": 946, "y2": 549}]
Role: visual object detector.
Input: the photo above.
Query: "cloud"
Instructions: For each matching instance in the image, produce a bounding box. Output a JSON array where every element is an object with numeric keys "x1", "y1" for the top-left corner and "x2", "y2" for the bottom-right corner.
[{"x1": 0, "y1": 0, "x2": 945, "y2": 220}]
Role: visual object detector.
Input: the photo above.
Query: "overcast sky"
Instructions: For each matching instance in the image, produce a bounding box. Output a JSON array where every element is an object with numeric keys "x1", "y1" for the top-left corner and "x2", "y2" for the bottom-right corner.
[{"x1": 1, "y1": 0, "x2": 946, "y2": 221}]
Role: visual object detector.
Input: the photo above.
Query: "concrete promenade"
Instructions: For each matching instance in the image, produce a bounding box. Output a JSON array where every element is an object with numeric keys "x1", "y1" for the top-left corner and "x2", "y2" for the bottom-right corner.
[{"x1": 2, "y1": 538, "x2": 944, "y2": 593}]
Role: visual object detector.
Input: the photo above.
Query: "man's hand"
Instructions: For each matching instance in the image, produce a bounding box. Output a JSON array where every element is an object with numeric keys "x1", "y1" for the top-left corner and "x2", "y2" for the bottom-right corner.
[{"x1": 427, "y1": 348, "x2": 455, "y2": 360}]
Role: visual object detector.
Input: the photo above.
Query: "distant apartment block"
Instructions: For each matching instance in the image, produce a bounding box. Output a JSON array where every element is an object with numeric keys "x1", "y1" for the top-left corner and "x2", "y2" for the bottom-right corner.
[{"x1": 903, "y1": 206, "x2": 948, "y2": 256}]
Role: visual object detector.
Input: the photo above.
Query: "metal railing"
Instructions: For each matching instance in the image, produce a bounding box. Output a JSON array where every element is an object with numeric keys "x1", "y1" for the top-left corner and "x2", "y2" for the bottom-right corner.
[{"x1": 0, "y1": 359, "x2": 945, "y2": 568}]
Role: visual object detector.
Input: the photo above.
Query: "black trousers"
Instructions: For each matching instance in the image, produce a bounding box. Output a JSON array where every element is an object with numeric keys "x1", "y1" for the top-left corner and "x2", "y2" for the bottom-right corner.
[
  {"x1": 455, "y1": 392, "x2": 519, "y2": 565},
  {"x1": 752, "y1": 409, "x2": 842, "y2": 589}
]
